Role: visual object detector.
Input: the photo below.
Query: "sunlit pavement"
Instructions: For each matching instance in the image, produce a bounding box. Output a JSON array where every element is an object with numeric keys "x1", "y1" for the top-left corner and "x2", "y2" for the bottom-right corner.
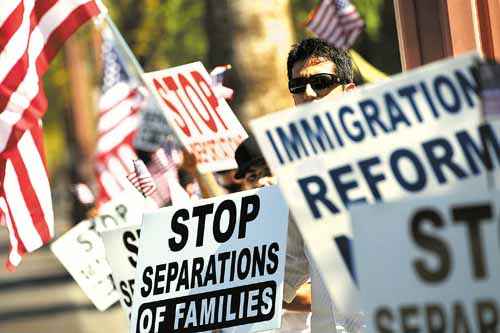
[{"x1": 0, "y1": 220, "x2": 128, "y2": 333}]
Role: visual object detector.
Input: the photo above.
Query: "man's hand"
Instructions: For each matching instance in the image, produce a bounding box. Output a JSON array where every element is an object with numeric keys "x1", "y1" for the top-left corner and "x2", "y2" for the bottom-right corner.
[{"x1": 282, "y1": 282, "x2": 311, "y2": 312}]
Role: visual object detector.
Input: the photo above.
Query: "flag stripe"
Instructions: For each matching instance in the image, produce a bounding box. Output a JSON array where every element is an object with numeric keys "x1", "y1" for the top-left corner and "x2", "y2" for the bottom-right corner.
[
  {"x1": 0, "y1": 1, "x2": 25, "y2": 54},
  {"x1": 0, "y1": 1, "x2": 98, "y2": 155},
  {"x1": 306, "y1": 0, "x2": 363, "y2": 49}
]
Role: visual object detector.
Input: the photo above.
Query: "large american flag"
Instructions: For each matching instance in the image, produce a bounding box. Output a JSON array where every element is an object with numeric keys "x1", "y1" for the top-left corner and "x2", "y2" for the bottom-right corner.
[
  {"x1": 0, "y1": 0, "x2": 100, "y2": 269},
  {"x1": 306, "y1": 0, "x2": 364, "y2": 49},
  {"x1": 95, "y1": 35, "x2": 142, "y2": 206}
]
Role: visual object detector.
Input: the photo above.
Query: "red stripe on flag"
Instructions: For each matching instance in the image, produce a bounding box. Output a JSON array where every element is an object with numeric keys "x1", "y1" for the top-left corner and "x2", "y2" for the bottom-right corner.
[
  {"x1": 39, "y1": 2, "x2": 100, "y2": 74},
  {"x1": 8, "y1": 142, "x2": 51, "y2": 244},
  {"x1": 0, "y1": 1, "x2": 24, "y2": 54}
]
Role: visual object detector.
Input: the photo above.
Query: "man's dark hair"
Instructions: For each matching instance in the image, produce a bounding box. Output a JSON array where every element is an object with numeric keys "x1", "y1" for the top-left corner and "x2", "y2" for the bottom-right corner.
[{"x1": 287, "y1": 38, "x2": 354, "y2": 83}]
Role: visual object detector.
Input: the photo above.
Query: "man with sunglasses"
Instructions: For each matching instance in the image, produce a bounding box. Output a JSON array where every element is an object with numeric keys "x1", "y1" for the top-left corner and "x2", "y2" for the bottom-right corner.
[{"x1": 282, "y1": 38, "x2": 362, "y2": 333}]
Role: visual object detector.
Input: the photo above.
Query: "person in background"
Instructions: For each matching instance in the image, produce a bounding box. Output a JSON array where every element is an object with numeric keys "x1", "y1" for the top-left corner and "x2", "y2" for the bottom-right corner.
[
  {"x1": 284, "y1": 38, "x2": 363, "y2": 332},
  {"x1": 228, "y1": 136, "x2": 311, "y2": 333}
]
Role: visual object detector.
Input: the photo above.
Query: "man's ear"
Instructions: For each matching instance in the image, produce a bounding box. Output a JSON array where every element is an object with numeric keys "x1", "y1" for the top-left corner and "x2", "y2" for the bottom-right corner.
[{"x1": 344, "y1": 83, "x2": 356, "y2": 91}]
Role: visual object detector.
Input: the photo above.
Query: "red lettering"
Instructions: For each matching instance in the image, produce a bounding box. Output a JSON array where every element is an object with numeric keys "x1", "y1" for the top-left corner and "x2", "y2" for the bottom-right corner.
[
  {"x1": 190, "y1": 70, "x2": 228, "y2": 130},
  {"x1": 153, "y1": 78, "x2": 191, "y2": 137},
  {"x1": 162, "y1": 76, "x2": 202, "y2": 134},
  {"x1": 178, "y1": 73, "x2": 218, "y2": 133}
]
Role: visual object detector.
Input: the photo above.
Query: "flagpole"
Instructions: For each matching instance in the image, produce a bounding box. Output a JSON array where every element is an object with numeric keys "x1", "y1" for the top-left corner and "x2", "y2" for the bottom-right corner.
[
  {"x1": 92, "y1": 0, "x2": 183, "y2": 147},
  {"x1": 93, "y1": 0, "x2": 146, "y2": 82}
]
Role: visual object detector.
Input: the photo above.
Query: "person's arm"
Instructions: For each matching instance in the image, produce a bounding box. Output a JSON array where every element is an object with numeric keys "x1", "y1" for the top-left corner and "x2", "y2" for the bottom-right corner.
[
  {"x1": 181, "y1": 149, "x2": 225, "y2": 198},
  {"x1": 282, "y1": 217, "x2": 311, "y2": 312}
]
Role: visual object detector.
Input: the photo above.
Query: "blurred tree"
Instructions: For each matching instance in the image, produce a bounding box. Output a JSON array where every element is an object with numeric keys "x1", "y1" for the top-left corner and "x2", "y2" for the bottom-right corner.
[
  {"x1": 289, "y1": 0, "x2": 400, "y2": 74},
  {"x1": 205, "y1": 0, "x2": 296, "y2": 125}
]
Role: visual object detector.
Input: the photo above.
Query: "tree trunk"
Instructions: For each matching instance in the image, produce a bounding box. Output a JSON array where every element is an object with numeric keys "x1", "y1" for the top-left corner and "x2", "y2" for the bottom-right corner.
[
  {"x1": 205, "y1": 0, "x2": 296, "y2": 126},
  {"x1": 64, "y1": 35, "x2": 96, "y2": 223}
]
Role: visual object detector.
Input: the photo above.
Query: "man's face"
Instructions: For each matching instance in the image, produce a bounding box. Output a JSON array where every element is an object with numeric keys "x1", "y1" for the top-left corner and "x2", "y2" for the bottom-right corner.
[
  {"x1": 240, "y1": 164, "x2": 276, "y2": 191},
  {"x1": 290, "y1": 57, "x2": 355, "y2": 105}
]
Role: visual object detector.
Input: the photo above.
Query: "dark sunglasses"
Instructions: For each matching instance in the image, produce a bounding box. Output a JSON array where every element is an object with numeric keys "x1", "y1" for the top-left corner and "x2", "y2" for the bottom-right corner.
[{"x1": 288, "y1": 73, "x2": 345, "y2": 94}]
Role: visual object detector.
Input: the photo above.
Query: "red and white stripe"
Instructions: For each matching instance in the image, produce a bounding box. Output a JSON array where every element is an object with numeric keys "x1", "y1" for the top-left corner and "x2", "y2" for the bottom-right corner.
[
  {"x1": 0, "y1": 0, "x2": 100, "y2": 155},
  {"x1": 95, "y1": 84, "x2": 142, "y2": 205},
  {"x1": 127, "y1": 160, "x2": 157, "y2": 197},
  {"x1": 0, "y1": 0, "x2": 99, "y2": 269},
  {"x1": 306, "y1": 0, "x2": 364, "y2": 49},
  {"x1": 0, "y1": 123, "x2": 53, "y2": 270}
]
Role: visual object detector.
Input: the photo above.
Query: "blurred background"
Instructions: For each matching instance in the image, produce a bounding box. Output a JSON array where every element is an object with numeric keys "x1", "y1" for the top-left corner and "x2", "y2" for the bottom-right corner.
[{"x1": 0, "y1": 0, "x2": 401, "y2": 332}]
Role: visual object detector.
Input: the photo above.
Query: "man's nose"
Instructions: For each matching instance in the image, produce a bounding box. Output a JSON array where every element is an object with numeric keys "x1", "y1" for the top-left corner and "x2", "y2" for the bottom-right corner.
[{"x1": 303, "y1": 83, "x2": 318, "y2": 101}]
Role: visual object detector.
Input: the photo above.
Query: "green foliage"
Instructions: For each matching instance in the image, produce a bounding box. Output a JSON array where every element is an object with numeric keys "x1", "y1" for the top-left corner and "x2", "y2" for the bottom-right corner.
[{"x1": 104, "y1": 0, "x2": 206, "y2": 70}]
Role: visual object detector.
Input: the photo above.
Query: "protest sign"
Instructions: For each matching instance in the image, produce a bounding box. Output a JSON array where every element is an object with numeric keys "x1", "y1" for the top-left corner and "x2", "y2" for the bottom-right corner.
[
  {"x1": 129, "y1": 186, "x2": 288, "y2": 333},
  {"x1": 52, "y1": 191, "x2": 153, "y2": 311},
  {"x1": 134, "y1": 96, "x2": 174, "y2": 152},
  {"x1": 96, "y1": 189, "x2": 156, "y2": 233},
  {"x1": 102, "y1": 225, "x2": 142, "y2": 319},
  {"x1": 350, "y1": 185, "x2": 500, "y2": 332},
  {"x1": 251, "y1": 53, "x2": 500, "y2": 315},
  {"x1": 51, "y1": 220, "x2": 120, "y2": 311},
  {"x1": 143, "y1": 62, "x2": 248, "y2": 173}
]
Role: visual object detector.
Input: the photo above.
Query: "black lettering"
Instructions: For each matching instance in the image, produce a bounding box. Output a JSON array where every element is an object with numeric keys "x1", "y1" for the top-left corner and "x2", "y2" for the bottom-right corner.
[
  {"x1": 476, "y1": 300, "x2": 498, "y2": 332},
  {"x1": 239, "y1": 195, "x2": 260, "y2": 239},
  {"x1": 267, "y1": 242, "x2": 279, "y2": 274},
  {"x1": 169, "y1": 209, "x2": 190, "y2": 252},
  {"x1": 192, "y1": 204, "x2": 214, "y2": 247},
  {"x1": 123, "y1": 230, "x2": 139, "y2": 268},
  {"x1": 426, "y1": 303, "x2": 446, "y2": 333},
  {"x1": 141, "y1": 266, "x2": 153, "y2": 297},
  {"x1": 213, "y1": 200, "x2": 237, "y2": 243},
  {"x1": 411, "y1": 209, "x2": 452, "y2": 282},
  {"x1": 452, "y1": 302, "x2": 471, "y2": 333},
  {"x1": 400, "y1": 305, "x2": 419, "y2": 333},
  {"x1": 375, "y1": 307, "x2": 394, "y2": 333},
  {"x1": 452, "y1": 204, "x2": 493, "y2": 279}
]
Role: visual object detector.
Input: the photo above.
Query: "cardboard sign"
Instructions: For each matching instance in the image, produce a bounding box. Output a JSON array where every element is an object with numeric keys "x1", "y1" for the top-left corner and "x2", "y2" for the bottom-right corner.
[
  {"x1": 134, "y1": 97, "x2": 174, "y2": 152},
  {"x1": 102, "y1": 225, "x2": 142, "y2": 319},
  {"x1": 129, "y1": 186, "x2": 289, "y2": 333},
  {"x1": 251, "y1": 53, "x2": 500, "y2": 315},
  {"x1": 51, "y1": 220, "x2": 120, "y2": 311},
  {"x1": 143, "y1": 62, "x2": 248, "y2": 173},
  {"x1": 350, "y1": 185, "x2": 500, "y2": 332}
]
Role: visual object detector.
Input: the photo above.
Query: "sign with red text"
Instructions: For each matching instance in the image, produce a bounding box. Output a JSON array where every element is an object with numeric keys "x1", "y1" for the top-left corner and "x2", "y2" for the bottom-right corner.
[
  {"x1": 143, "y1": 62, "x2": 247, "y2": 173},
  {"x1": 351, "y1": 185, "x2": 500, "y2": 333},
  {"x1": 129, "y1": 186, "x2": 288, "y2": 333}
]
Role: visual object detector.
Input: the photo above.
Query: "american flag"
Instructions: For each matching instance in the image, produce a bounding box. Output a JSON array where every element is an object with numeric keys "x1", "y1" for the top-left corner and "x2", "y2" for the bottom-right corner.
[
  {"x1": 0, "y1": 0, "x2": 99, "y2": 269},
  {"x1": 126, "y1": 139, "x2": 181, "y2": 207},
  {"x1": 95, "y1": 34, "x2": 143, "y2": 206},
  {"x1": 306, "y1": 0, "x2": 364, "y2": 49},
  {"x1": 210, "y1": 65, "x2": 234, "y2": 100}
]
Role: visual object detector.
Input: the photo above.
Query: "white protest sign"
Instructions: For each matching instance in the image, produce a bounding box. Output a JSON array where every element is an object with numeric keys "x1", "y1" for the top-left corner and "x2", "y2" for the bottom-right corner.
[
  {"x1": 96, "y1": 190, "x2": 156, "y2": 233},
  {"x1": 143, "y1": 62, "x2": 248, "y2": 173},
  {"x1": 129, "y1": 186, "x2": 289, "y2": 333},
  {"x1": 51, "y1": 220, "x2": 119, "y2": 311},
  {"x1": 251, "y1": 53, "x2": 500, "y2": 315},
  {"x1": 351, "y1": 185, "x2": 500, "y2": 332},
  {"x1": 102, "y1": 225, "x2": 142, "y2": 320}
]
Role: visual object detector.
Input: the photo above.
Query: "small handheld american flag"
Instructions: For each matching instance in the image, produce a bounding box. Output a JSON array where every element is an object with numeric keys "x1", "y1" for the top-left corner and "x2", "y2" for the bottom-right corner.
[
  {"x1": 306, "y1": 0, "x2": 364, "y2": 49},
  {"x1": 127, "y1": 160, "x2": 157, "y2": 197}
]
